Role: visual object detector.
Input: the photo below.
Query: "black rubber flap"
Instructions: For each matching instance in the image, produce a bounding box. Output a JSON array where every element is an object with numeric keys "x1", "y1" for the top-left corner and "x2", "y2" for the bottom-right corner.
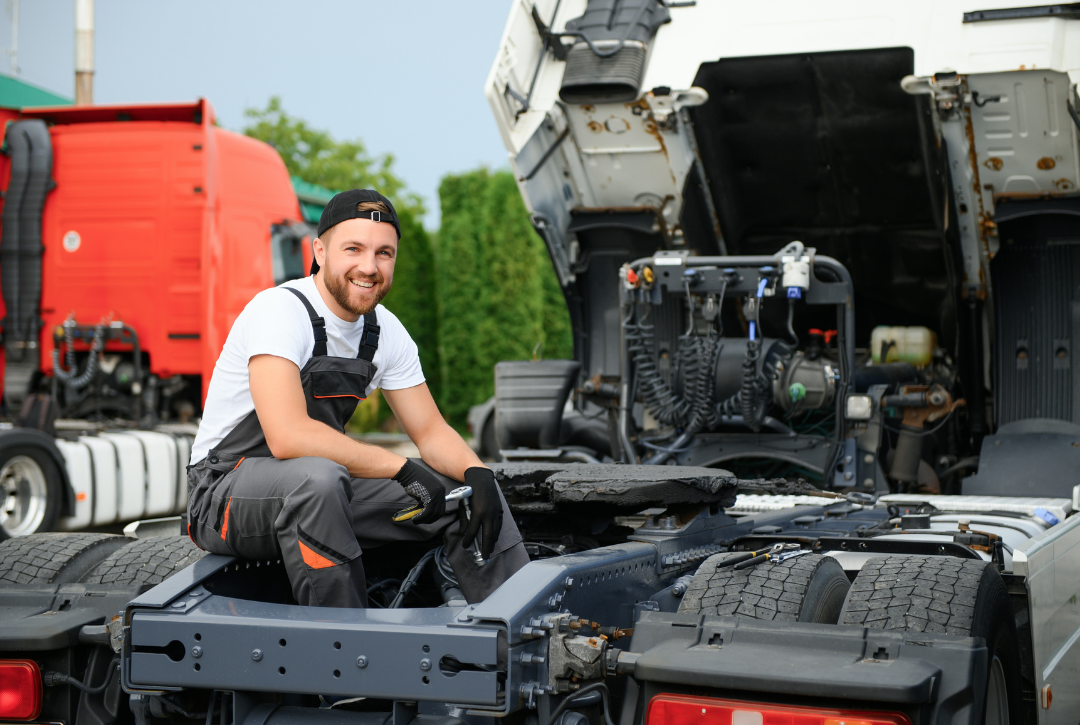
[
  {"x1": 629, "y1": 612, "x2": 983, "y2": 704},
  {"x1": 495, "y1": 360, "x2": 580, "y2": 448},
  {"x1": 0, "y1": 587, "x2": 134, "y2": 651},
  {"x1": 990, "y1": 224, "x2": 1080, "y2": 426},
  {"x1": 491, "y1": 462, "x2": 739, "y2": 511},
  {"x1": 963, "y1": 419, "x2": 1080, "y2": 497}
]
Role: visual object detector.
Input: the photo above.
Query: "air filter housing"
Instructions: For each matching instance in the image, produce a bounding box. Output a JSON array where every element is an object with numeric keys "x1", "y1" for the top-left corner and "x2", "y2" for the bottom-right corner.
[{"x1": 559, "y1": 0, "x2": 670, "y2": 104}]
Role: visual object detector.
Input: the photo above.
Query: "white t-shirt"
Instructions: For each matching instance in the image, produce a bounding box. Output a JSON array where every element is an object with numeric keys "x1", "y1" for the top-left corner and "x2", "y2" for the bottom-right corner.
[{"x1": 190, "y1": 276, "x2": 425, "y2": 464}]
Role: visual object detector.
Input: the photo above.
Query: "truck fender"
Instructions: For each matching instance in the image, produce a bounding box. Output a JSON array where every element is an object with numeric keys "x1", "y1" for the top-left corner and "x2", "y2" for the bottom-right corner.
[{"x1": 0, "y1": 427, "x2": 76, "y2": 517}]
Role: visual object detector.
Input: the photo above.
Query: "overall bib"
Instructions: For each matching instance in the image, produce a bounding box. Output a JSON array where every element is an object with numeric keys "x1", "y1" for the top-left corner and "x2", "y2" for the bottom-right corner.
[{"x1": 187, "y1": 286, "x2": 527, "y2": 608}]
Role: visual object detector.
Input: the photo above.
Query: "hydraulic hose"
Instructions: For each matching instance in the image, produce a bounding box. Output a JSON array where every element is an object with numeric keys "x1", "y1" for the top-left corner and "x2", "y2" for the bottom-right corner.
[
  {"x1": 625, "y1": 314, "x2": 691, "y2": 427},
  {"x1": 627, "y1": 297, "x2": 724, "y2": 465},
  {"x1": 389, "y1": 549, "x2": 436, "y2": 608},
  {"x1": 785, "y1": 297, "x2": 798, "y2": 345},
  {"x1": 729, "y1": 277, "x2": 772, "y2": 432},
  {"x1": 52, "y1": 320, "x2": 105, "y2": 390}
]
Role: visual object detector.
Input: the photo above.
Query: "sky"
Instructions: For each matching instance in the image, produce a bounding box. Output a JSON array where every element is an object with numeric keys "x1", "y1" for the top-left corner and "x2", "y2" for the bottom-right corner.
[{"x1": 0, "y1": 0, "x2": 514, "y2": 227}]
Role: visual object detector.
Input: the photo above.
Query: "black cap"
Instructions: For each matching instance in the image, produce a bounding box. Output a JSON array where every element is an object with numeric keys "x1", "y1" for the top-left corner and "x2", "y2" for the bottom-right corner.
[{"x1": 312, "y1": 189, "x2": 401, "y2": 274}]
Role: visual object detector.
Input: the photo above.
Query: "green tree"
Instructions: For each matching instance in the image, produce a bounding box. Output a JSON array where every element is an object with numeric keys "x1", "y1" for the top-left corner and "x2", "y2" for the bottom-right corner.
[
  {"x1": 383, "y1": 206, "x2": 441, "y2": 407},
  {"x1": 436, "y1": 170, "x2": 492, "y2": 427},
  {"x1": 475, "y1": 172, "x2": 544, "y2": 367},
  {"x1": 437, "y1": 169, "x2": 573, "y2": 428},
  {"x1": 243, "y1": 96, "x2": 423, "y2": 216},
  {"x1": 243, "y1": 97, "x2": 441, "y2": 419}
]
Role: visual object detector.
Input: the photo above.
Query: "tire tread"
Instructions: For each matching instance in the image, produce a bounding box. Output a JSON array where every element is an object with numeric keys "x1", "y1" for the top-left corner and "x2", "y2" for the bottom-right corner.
[
  {"x1": 679, "y1": 552, "x2": 835, "y2": 621},
  {"x1": 0, "y1": 533, "x2": 123, "y2": 585},
  {"x1": 84, "y1": 536, "x2": 207, "y2": 588},
  {"x1": 838, "y1": 555, "x2": 986, "y2": 634}
]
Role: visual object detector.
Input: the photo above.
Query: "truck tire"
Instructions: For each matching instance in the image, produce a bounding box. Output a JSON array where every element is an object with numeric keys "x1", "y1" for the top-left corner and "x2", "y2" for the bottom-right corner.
[
  {"x1": 0, "y1": 533, "x2": 128, "y2": 585},
  {"x1": 0, "y1": 447, "x2": 63, "y2": 537},
  {"x1": 83, "y1": 536, "x2": 207, "y2": 590},
  {"x1": 678, "y1": 553, "x2": 850, "y2": 623},
  {"x1": 838, "y1": 556, "x2": 1023, "y2": 725}
]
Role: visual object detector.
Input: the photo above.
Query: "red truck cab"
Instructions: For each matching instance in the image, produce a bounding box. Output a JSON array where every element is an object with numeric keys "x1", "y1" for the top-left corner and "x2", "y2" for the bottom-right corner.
[{"x1": 0, "y1": 99, "x2": 310, "y2": 416}]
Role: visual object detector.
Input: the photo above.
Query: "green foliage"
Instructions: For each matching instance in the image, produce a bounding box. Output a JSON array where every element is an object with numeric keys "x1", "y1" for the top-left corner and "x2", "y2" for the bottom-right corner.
[
  {"x1": 346, "y1": 391, "x2": 382, "y2": 435},
  {"x1": 243, "y1": 96, "x2": 424, "y2": 217},
  {"x1": 381, "y1": 206, "x2": 441, "y2": 407},
  {"x1": 436, "y1": 170, "x2": 493, "y2": 428},
  {"x1": 437, "y1": 169, "x2": 573, "y2": 427}
]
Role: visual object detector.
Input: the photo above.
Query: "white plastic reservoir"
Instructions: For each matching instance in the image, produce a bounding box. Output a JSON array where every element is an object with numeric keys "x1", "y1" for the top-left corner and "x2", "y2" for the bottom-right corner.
[{"x1": 870, "y1": 326, "x2": 937, "y2": 367}]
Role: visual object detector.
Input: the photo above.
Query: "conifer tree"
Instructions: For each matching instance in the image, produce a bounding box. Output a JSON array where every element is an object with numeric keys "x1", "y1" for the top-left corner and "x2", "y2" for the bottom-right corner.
[
  {"x1": 436, "y1": 170, "x2": 491, "y2": 427},
  {"x1": 437, "y1": 170, "x2": 573, "y2": 428}
]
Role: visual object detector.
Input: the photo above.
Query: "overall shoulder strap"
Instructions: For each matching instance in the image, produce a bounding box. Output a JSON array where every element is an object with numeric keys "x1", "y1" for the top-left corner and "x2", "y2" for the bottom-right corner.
[
  {"x1": 282, "y1": 286, "x2": 328, "y2": 357},
  {"x1": 358, "y1": 310, "x2": 380, "y2": 362}
]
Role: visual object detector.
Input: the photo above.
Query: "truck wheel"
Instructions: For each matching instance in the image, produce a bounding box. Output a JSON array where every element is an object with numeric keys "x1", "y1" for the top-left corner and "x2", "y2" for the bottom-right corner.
[
  {"x1": 0, "y1": 447, "x2": 63, "y2": 537},
  {"x1": 838, "y1": 556, "x2": 1023, "y2": 725},
  {"x1": 83, "y1": 536, "x2": 207, "y2": 591},
  {"x1": 678, "y1": 553, "x2": 850, "y2": 623},
  {"x1": 0, "y1": 533, "x2": 128, "y2": 585}
]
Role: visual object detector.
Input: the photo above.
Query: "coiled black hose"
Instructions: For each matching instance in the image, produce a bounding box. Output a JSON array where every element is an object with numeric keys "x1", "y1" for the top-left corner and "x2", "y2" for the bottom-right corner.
[
  {"x1": 625, "y1": 317, "x2": 690, "y2": 427},
  {"x1": 717, "y1": 277, "x2": 780, "y2": 432},
  {"x1": 52, "y1": 320, "x2": 105, "y2": 390},
  {"x1": 717, "y1": 339, "x2": 780, "y2": 432},
  {"x1": 624, "y1": 309, "x2": 721, "y2": 434},
  {"x1": 678, "y1": 333, "x2": 721, "y2": 433}
]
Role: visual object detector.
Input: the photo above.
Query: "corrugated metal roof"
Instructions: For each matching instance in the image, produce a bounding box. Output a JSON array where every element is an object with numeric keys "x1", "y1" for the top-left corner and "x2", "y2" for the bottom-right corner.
[
  {"x1": 0, "y1": 73, "x2": 72, "y2": 109},
  {"x1": 291, "y1": 176, "x2": 336, "y2": 224}
]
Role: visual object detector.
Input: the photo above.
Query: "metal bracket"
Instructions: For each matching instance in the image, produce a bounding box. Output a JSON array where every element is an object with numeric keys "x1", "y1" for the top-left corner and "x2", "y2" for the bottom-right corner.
[
  {"x1": 392, "y1": 701, "x2": 417, "y2": 725},
  {"x1": 126, "y1": 594, "x2": 503, "y2": 706}
]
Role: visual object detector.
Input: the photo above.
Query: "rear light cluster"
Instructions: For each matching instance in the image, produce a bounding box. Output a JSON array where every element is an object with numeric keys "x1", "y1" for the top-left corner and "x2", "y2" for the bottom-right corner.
[
  {"x1": 0, "y1": 659, "x2": 43, "y2": 721},
  {"x1": 646, "y1": 695, "x2": 910, "y2": 725}
]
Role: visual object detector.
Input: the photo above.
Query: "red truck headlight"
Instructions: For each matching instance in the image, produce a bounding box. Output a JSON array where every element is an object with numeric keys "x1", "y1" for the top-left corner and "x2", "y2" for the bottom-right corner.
[
  {"x1": 646, "y1": 694, "x2": 910, "y2": 725},
  {"x1": 0, "y1": 660, "x2": 43, "y2": 721}
]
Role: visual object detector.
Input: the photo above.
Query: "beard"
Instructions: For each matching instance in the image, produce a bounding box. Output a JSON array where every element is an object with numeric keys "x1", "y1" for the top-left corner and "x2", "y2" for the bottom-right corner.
[{"x1": 324, "y1": 269, "x2": 391, "y2": 316}]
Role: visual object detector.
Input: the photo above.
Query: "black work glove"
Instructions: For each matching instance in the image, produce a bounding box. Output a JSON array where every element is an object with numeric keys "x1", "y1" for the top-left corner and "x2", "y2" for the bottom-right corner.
[
  {"x1": 393, "y1": 460, "x2": 446, "y2": 525},
  {"x1": 462, "y1": 467, "x2": 503, "y2": 559}
]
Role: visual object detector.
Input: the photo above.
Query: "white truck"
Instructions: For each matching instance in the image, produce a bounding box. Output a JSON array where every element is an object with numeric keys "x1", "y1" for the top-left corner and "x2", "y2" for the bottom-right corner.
[
  {"x1": 477, "y1": 0, "x2": 1080, "y2": 722},
  {"x1": 0, "y1": 424, "x2": 194, "y2": 539}
]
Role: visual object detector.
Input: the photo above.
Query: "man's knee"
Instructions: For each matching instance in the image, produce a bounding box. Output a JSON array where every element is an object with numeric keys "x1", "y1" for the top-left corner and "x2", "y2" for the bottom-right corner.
[{"x1": 293, "y1": 457, "x2": 352, "y2": 500}]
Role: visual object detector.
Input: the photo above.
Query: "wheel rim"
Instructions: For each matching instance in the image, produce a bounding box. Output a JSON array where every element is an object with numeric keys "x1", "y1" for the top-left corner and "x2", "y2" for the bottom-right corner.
[
  {"x1": 984, "y1": 654, "x2": 1009, "y2": 725},
  {"x1": 0, "y1": 455, "x2": 49, "y2": 536}
]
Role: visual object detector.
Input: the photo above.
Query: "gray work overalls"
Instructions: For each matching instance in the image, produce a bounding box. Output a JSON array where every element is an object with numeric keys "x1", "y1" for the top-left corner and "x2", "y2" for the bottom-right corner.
[{"x1": 187, "y1": 286, "x2": 528, "y2": 608}]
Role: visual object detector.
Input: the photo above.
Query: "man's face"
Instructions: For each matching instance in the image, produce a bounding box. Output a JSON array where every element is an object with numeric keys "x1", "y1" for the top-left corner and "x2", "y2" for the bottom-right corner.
[{"x1": 313, "y1": 218, "x2": 398, "y2": 319}]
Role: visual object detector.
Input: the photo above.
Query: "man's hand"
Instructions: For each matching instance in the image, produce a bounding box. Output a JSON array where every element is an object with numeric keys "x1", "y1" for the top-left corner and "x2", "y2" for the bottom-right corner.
[
  {"x1": 392, "y1": 460, "x2": 447, "y2": 524},
  {"x1": 462, "y1": 467, "x2": 503, "y2": 559}
]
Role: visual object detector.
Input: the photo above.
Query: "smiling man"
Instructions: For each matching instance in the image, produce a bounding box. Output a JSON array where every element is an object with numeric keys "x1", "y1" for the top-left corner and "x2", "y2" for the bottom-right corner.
[{"x1": 186, "y1": 189, "x2": 528, "y2": 608}]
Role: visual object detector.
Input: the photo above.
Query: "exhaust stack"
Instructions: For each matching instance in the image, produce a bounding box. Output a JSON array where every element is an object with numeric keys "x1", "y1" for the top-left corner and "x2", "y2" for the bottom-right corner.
[{"x1": 74, "y1": 0, "x2": 93, "y2": 105}]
